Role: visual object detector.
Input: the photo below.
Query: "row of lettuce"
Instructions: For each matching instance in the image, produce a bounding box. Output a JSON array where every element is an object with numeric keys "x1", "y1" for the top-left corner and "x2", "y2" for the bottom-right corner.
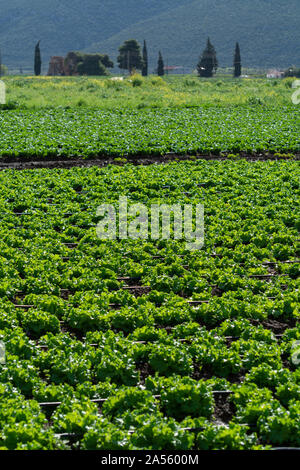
[
  {"x1": 0, "y1": 106, "x2": 299, "y2": 158},
  {"x1": 1, "y1": 374, "x2": 300, "y2": 450}
]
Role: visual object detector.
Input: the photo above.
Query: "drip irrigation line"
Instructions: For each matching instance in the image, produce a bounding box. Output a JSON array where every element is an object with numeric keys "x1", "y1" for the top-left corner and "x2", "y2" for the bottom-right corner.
[
  {"x1": 53, "y1": 421, "x2": 264, "y2": 442},
  {"x1": 52, "y1": 257, "x2": 300, "y2": 269},
  {"x1": 12, "y1": 295, "x2": 288, "y2": 309},
  {"x1": 0, "y1": 211, "x2": 96, "y2": 216},
  {"x1": 12, "y1": 295, "x2": 283, "y2": 309},
  {"x1": 12, "y1": 279, "x2": 285, "y2": 299},
  {"x1": 53, "y1": 429, "x2": 300, "y2": 448},
  {"x1": 34, "y1": 329, "x2": 285, "y2": 353},
  {"x1": 85, "y1": 332, "x2": 284, "y2": 347},
  {"x1": 7, "y1": 242, "x2": 300, "y2": 266},
  {"x1": 38, "y1": 390, "x2": 232, "y2": 409}
]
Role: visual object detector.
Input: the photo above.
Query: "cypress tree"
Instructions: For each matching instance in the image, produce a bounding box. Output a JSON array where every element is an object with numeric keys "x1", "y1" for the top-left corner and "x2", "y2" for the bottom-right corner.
[
  {"x1": 197, "y1": 38, "x2": 218, "y2": 78},
  {"x1": 117, "y1": 39, "x2": 143, "y2": 74},
  {"x1": 34, "y1": 41, "x2": 42, "y2": 76},
  {"x1": 142, "y1": 40, "x2": 148, "y2": 77},
  {"x1": 157, "y1": 51, "x2": 164, "y2": 76},
  {"x1": 234, "y1": 42, "x2": 241, "y2": 78}
]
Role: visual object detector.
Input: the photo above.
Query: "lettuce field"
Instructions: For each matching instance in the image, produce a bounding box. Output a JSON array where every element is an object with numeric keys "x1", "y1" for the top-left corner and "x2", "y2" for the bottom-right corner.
[
  {"x1": 0, "y1": 106, "x2": 299, "y2": 159},
  {"x1": 0, "y1": 159, "x2": 299, "y2": 450}
]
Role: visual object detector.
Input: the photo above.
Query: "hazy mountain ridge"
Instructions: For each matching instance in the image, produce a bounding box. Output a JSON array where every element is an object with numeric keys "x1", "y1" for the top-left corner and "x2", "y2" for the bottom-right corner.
[{"x1": 0, "y1": 0, "x2": 299, "y2": 71}]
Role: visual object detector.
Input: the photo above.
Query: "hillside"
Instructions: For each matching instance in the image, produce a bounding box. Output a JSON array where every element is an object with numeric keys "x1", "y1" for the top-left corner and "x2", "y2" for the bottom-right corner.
[
  {"x1": 0, "y1": 0, "x2": 299, "y2": 72},
  {"x1": 89, "y1": 0, "x2": 300, "y2": 71},
  {"x1": 0, "y1": 0, "x2": 182, "y2": 71}
]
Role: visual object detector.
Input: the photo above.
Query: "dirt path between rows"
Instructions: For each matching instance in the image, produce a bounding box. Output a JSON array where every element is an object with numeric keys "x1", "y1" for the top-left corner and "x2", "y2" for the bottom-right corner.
[{"x1": 0, "y1": 153, "x2": 299, "y2": 170}]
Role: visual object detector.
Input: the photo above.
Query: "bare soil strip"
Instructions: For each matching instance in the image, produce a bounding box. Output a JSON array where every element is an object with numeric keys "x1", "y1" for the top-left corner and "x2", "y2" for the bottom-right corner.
[{"x1": 0, "y1": 152, "x2": 299, "y2": 170}]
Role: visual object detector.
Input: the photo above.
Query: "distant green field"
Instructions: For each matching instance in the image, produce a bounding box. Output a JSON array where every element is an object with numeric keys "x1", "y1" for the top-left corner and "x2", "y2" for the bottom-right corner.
[
  {"x1": 0, "y1": 76, "x2": 299, "y2": 159},
  {"x1": 0, "y1": 106, "x2": 299, "y2": 159},
  {"x1": 1, "y1": 75, "x2": 297, "y2": 109}
]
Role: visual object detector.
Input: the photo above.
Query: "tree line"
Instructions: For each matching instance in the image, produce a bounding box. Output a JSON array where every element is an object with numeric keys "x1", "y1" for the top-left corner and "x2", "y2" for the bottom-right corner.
[
  {"x1": 32, "y1": 38, "x2": 242, "y2": 78},
  {"x1": 32, "y1": 38, "x2": 298, "y2": 79},
  {"x1": 116, "y1": 38, "x2": 242, "y2": 78},
  {"x1": 1, "y1": 38, "x2": 298, "y2": 78}
]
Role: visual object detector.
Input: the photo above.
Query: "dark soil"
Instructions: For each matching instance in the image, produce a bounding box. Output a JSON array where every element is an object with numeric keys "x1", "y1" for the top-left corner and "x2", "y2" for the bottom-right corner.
[
  {"x1": 137, "y1": 362, "x2": 155, "y2": 384},
  {"x1": 192, "y1": 363, "x2": 245, "y2": 384},
  {"x1": 213, "y1": 394, "x2": 236, "y2": 425},
  {"x1": 123, "y1": 285, "x2": 151, "y2": 297},
  {"x1": 60, "y1": 289, "x2": 72, "y2": 300},
  {"x1": 281, "y1": 354, "x2": 297, "y2": 372},
  {"x1": 0, "y1": 152, "x2": 299, "y2": 171},
  {"x1": 251, "y1": 318, "x2": 298, "y2": 335},
  {"x1": 211, "y1": 286, "x2": 224, "y2": 297}
]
